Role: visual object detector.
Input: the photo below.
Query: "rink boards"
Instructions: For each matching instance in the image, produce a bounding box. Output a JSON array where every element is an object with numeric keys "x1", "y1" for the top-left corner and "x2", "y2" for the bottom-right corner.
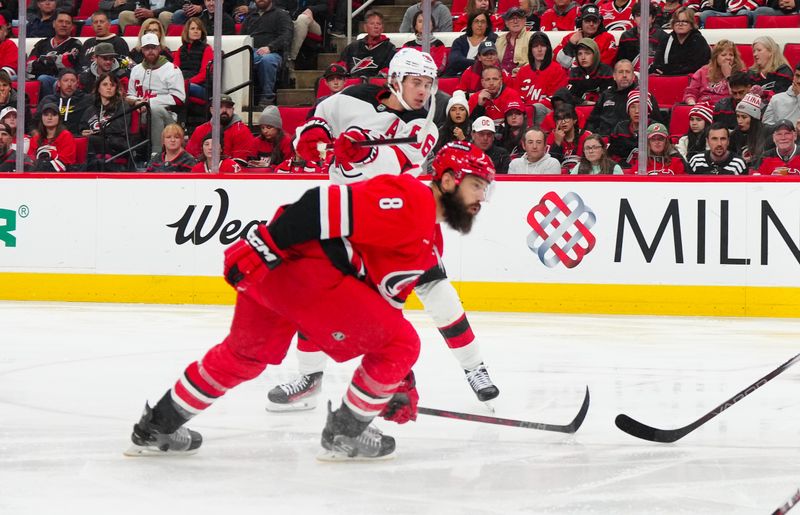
[{"x1": 0, "y1": 174, "x2": 799, "y2": 317}]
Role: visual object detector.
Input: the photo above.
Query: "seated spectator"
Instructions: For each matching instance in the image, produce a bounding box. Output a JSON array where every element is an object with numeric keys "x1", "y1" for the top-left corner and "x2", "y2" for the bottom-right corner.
[
  {"x1": 0, "y1": 122, "x2": 32, "y2": 172},
  {"x1": 519, "y1": 0, "x2": 544, "y2": 31},
  {"x1": 540, "y1": 0, "x2": 579, "y2": 31},
  {"x1": 498, "y1": 101, "x2": 528, "y2": 157},
  {"x1": 281, "y1": 0, "x2": 329, "y2": 72},
  {"x1": 749, "y1": 36, "x2": 792, "y2": 100},
  {"x1": 676, "y1": 102, "x2": 712, "y2": 160},
  {"x1": 434, "y1": 90, "x2": 471, "y2": 152},
  {"x1": 570, "y1": 134, "x2": 623, "y2": 174},
  {"x1": 399, "y1": 0, "x2": 453, "y2": 33},
  {"x1": 650, "y1": 7, "x2": 710, "y2": 77},
  {"x1": 731, "y1": 92, "x2": 767, "y2": 167},
  {"x1": 27, "y1": 0, "x2": 57, "y2": 38},
  {"x1": 567, "y1": 38, "x2": 614, "y2": 105},
  {"x1": 80, "y1": 11, "x2": 131, "y2": 70},
  {"x1": 616, "y1": 2, "x2": 667, "y2": 73},
  {"x1": 174, "y1": 17, "x2": 213, "y2": 100},
  {"x1": 98, "y1": 0, "x2": 136, "y2": 22},
  {"x1": 147, "y1": 123, "x2": 196, "y2": 172},
  {"x1": 587, "y1": 59, "x2": 662, "y2": 137},
  {"x1": 763, "y1": 63, "x2": 800, "y2": 127},
  {"x1": 172, "y1": 0, "x2": 204, "y2": 25},
  {"x1": 0, "y1": 107, "x2": 30, "y2": 153},
  {"x1": 79, "y1": 73, "x2": 132, "y2": 170},
  {"x1": 79, "y1": 42, "x2": 130, "y2": 92},
  {"x1": 458, "y1": 41, "x2": 511, "y2": 94},
  {"x1": 118, "y1": 0, "x2": 178, "y2": 32},
  {"x1": 444, "y1": 11, "x2": 497, "y2": 77},
  {"x1": 597, "y1": 0, "x2": 635, "y2": 31},
  {"x1": 126, "y1": 33, "x2": 186, "y2": 156},
  {"x1": 0, "y1": 0, "x2": 12, "y2": 23},
  {"x1": 403, "y1": 12, "x2": 448, "y2": 73},
  {"x1": 608, "y1": 89, "x2": 653, "y2": 165},
  {"x1": 540, "y1": 86, "x2": 586, "y2": 132},
  {"x1": 245, "y1": 105, "x2": 293, "y2": 167},
  {"x1": 198, "y1": 0, "x2": 237, "y2": 36},
  {"x1": 547, "y1": 103, "x2": 590, "y2": 166},
  {"x1": 0, "y1": 15, "x2": 17, "y2": 79},
  {"x1": 508, "y1": 127, "x2": 561, "y2": 174},
  {"x1": 338, "y1": 10, "x2": 395, "y2": 79},
  {"x1": 757, "y1": 119, "x2": 800, "y2": 174},
  {"x1": 468, "y1": 65, "x2": 524, "y2": 123},
  {"x1": 688, "y1": 123, "x2": 748, "y2": 174},
  {"x1": 454, "y1": 0, "x2": 503, "y2": 32},
  {"x1": 683, "y1": 40, "x2": 745, "y2": 106},
  {"x1": 554, "y1": 4, "x2": 617, "y2": 69},
  {"x1": 713, "y1": 71, "x2": 756, "y2": 130},
  {"x1": 242, "y1": 0, "x2": 293, "y2": 106},
  {"x1": 750, "y1": 0, "x2": 800, "y2": 20},
  {"x1": 39, "y1": 69, "x2": 90, "y2": 136},
  {"x1": 0, "y1": 71, "x2": 31, "y2": 131},
  {"x1": 26, "y1": 11, "x2": 83, "y2": 98},
  {"x1": 515, "y1": 31, "x2": 568, "y2": 121},
  {"x1": 627, "y1": 122, "x2": 688, "y2": 174},
  {"x1": 495, "y1": 7, "x2": 533, "y2": 76},
  {"x1": 312, "y1": 63, "x2": 349, "y2": 109},
  {"x1": 657, "y1": 0, "x2": 682, "y2": 27},
  {"x1": 192, "y1": 133, "x2": 244, "y2": 173},
  {"x1": 28, "y1": 102, "x2": 77, "y2": 172},
  {"x1": 129, "y1": 18, "x2": 174, "y2": 65},
  {"x1": 699, "y1": 0, "x2": 759, "y2": 27},
  {"x1": 186, "y1": 95, "x2": 253, "y2": 160},
  {"x1": 471, "y1": 115, "x2": 510, "y2": 172}
]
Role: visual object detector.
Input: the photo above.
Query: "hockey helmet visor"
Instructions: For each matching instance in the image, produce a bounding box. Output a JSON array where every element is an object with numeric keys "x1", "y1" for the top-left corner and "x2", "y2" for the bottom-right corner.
[{"x1": 431, "y1": 141, "x2": 496, "y2": 199}]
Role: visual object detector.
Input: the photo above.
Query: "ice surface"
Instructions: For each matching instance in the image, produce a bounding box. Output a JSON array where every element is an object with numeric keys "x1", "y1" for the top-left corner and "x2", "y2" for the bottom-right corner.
[{"x1": 1, "y1": 301, "x2": 799, "y2": 515}]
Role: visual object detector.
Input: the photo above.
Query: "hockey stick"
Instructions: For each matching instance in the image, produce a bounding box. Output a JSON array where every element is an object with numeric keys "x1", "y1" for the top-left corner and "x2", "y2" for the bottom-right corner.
[
  {"x1": 772, "y1": 488, "x2": 800, "y2": 515},
  {"x1": 418, "y1": 386, "x2": 590, "y2": 434},
  {"x1": 615, "y1": 352, "x2": 800, "y2": 443},
  {"x1": 321, "y1": 136, "x2": 418, "y2": 151}
]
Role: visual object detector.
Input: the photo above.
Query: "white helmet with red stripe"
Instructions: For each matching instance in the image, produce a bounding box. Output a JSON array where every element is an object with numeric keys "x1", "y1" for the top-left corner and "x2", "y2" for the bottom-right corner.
[{"x1": 387, "y1": 48, "x2": 438, "y2": 111}]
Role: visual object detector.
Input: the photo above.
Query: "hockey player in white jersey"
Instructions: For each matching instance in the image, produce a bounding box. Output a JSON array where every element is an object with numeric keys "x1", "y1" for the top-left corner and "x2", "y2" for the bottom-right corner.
[{"x1": 269, "y1": 48, "x2": 500, "y2": 411}]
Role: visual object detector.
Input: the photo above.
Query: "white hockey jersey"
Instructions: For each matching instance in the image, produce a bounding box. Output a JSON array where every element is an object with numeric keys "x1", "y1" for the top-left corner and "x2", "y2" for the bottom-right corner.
[
  {"x1": 302, "y1": 84, "x2": 438, "y2": 184},
  {"x1": 127, "y1": 57, "x2": 186, "y2": 108}
]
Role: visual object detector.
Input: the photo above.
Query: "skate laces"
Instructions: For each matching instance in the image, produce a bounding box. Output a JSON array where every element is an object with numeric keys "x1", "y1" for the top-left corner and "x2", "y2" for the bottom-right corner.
[
  {"x1": 280, "y1": 374, "x2": 313, "y2": 396},
  {"x1": 465, "y1": 364, "x2": 494, "y2": 392}
]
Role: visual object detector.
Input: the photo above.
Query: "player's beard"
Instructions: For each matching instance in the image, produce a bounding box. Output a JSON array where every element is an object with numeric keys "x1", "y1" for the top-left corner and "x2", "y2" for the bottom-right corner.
[{"x1": 440, "y1": 187, "x2": 478, "y2": 234}]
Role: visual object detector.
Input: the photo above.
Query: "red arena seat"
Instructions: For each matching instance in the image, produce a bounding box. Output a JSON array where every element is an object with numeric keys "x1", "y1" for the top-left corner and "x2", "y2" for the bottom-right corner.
[
  {"x1": 736, "y1": 43, "x2": 754, "y2": 68},
  {"x1": 167, "y1": 24, "x2": 184, "y2": 36},
  {"x1": 75, "y1": 0, "x2": 100, "y2": 22},
  {"x1": 123, "y1": 25, "x2": 141, "y2": 37},
  {"x1": 74, "y1": 137, "x2": 88, "y2": 165},
  {"x1": 12, "y1": 81, "x2": 41, "y2": 107},
  {"x1": 669, "y1": 104, "x2": 692, "y2": 139},
  {"x1": 316, "y1": 77, "x2": 361, "y2": 98},
  {"x1": 783, "y1": 43, "x2": 800, "y2": 68},
  {"x1": 753, "y1": 14, "x2": 800, "y2": 28},
  {"x1": 278, "y1": 106, "x2": 313, "y2": 137},
  {"x1": 437, "y1": 77, "x2": 459, "y2": 95},
  {"x1": 704, "y1": 15, "x2": 748, "y2": 29},
  {"x1": 649, "y1": 75, "x2": 690, "y2": 108}
]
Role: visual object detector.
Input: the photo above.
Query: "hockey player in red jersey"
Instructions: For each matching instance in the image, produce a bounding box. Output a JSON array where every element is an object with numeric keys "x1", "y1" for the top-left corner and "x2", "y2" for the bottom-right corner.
[
  {"x1": 125, "y1": 142, "x2": 496, "y2": 460},
  {"x1": 270, "y1": 49, "x2": 501, "y2": 412}
]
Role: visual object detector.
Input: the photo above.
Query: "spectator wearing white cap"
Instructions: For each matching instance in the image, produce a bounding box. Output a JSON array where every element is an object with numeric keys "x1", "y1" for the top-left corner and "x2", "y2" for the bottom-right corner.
[
  {"x1": 470, "y1": 115, "x2": 510, "y2": 172},
  {"x1": 246, "y1": 105, "x2": 294, "y2": 168},
  {"x1": 434, "y1": 90, "x2": 471, "y2": 153},
  {"x1": 0, "y1": 106, "x2": 29, "y2": 154},
  {"x1": 509, "y1": 127, "x2": 561, "y2": 174}
]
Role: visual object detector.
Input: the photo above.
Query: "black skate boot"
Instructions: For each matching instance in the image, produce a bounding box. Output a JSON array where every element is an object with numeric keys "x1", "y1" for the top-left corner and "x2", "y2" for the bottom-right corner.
[
  {"x1": 465, "y1": 363, "x2": 500, "y2": 407},
  {"x1": 318, "y1": 401, "x2": 396, "y2": 461},
  {"x1": 124, "y1": 403, "x2": 202, "y2": 456},
  {"x1": 266, "y1": 372, "x2": 323, "y2": 412}
]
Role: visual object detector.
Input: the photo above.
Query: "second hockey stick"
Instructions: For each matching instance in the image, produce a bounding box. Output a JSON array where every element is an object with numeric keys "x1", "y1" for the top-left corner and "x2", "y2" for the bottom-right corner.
[
  {"x1": 615, "y1": 352, "x2": 800, "y2": 443},
  {"x1": 772, "y1": 488, "x2": 800, "y2": 515},
  {"x1": 418, "y1": 386, "x2": 590, "y2": 434}
]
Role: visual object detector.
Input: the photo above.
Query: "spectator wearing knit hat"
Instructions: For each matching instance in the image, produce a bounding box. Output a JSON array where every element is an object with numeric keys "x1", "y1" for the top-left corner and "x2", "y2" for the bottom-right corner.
[
  {"x1": 731, "y1": 92, "x2": 767, "y2": 168},
  {"x1": 677, "y1": 102, "x2": 712, "y2": 160},
  {"x1": 246, "y1": 105, "x2": 293, "y2": 167},
  {"x1": 608, "y1": 89, "x2": 653, "y2": 166},
  {"x1": 713, "y1": 72, "x2": 756, "y2": 130},
  {"x1": 435, "y1": 90, "x2": 471, "y2": 153},
  {"x1": 762, "y1": 63, "x2": 800, "y2": 127},
  {"x1": 757, "y1": 119, "x2": 800, "y2": 175},
  {"x1": 688, "y1": 123, "x2": 747, "y2": 175}
]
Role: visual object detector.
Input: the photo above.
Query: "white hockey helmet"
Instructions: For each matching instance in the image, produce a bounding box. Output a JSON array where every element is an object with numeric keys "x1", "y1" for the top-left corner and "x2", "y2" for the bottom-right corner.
[{"x1": 387, "y1": 48, "x2": 438, "y2": 111}]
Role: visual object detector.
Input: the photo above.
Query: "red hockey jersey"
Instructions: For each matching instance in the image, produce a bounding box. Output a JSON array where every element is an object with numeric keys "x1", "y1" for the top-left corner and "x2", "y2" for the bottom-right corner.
[
  {"x1": 514, "y1": 62, "x2": 569, "y2": 107},
  {"x1": 597, "y1": 0, "x2": 635, "y2": 31}
]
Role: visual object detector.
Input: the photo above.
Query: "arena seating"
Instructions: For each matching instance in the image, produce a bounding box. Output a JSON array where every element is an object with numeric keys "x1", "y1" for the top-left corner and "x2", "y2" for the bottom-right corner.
[
  {"x1": 704, "y1": 15, "x2": 749, "y2": 29},
  {"x1": 668, "y1": 104, "x2": 692, "y2": 140},
  {"x1": 278, "y1": 106, "x2": 312, "y2": 137}
]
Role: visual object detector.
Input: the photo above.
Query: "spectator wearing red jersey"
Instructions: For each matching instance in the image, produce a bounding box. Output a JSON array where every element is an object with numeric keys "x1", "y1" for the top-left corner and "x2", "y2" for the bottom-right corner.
[
  {"x1": 616, "y1": 2, "x2": 667, "y2": 72},
  {"x1": 468, "y1": 65, "x2": 524, "y2": 123},
  {"x1": 458, "y1": 41, "x2": 512, "y2": 94},
  {"x1": 186, "y1": 95, "x2": 254, "y2": 160},
  {"x1": 626, "y1": 122, "x2": 688, "y2": 175},
  {"x1": 28, "y1": 102, "x2": 77, "y2": 172},
  {"x1": 554, "y1": 4, "x2": 617, "y2": 69},
  {"x1": 0, "y1": 15, "x2": 17, "y2": 79},
  {"x1": 246, "y1": 105, "x2": 294, "y2": 168},
  {"x1": 515, "y1": 31, "x2": 568, "y2": 125},
  {"x1": 402, "y1": 12, "x2": 448, "y2": 73},
  {"x1": 597, "y1": 0, "x2": 635, "y2": 31},
  {"x1": 540, "y1": 0, "x2": 579, "y2": 31},
  {"x1": 191, "y1": 133, "x2": 245, "y2": 173},
  {"x1": 453, "y1": 0, "x2": 503, "y2": 32},
  {"x1": 756, "y1": 119, "x2": 800, "y2": 175}
]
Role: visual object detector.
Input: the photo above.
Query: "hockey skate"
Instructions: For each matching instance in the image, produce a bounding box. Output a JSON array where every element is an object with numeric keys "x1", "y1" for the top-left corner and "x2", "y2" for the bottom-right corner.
[
  {"x1": 124, "y1": 403, "x2": 202, "y2": 457},
  {"x1": 318, "y1": 401, "x2": 396, "y2": 461},
  {"x1": 465, "y1": 363, "x2": 500, "y2": 410},
  {"x1": 266, "y1": 372, "x2": 323, "y2": 412}
]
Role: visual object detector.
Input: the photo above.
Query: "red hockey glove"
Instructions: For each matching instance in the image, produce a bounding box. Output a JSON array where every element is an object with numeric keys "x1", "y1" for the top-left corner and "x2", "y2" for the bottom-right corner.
[
  {"x1": 224, "y1": 224, "x2": 286, "y2": 292},
  {"x1": 380, "y1": 371, "x2": 419, "y2": 424},
  {"x1": 333, "y1": 129, "x2": 373, "y2": 170},
  {"x1": 295, "y1": 119, "x2": 333, "y2": 164}
]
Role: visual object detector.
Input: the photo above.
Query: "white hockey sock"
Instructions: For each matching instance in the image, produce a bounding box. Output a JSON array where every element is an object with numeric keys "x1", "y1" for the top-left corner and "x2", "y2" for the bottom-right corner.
[
  {"x1": 297, "y1": 349, "x2": 328, "y2": 376},
  {"x1": 449, "y1": 341, "x2": 483, "y2": 371}
]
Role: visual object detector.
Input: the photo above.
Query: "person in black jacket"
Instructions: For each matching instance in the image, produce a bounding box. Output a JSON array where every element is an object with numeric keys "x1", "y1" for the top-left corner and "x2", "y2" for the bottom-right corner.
[
  {"x1": 338, "y1": 10, "x2": 397, "y2": 78},
  {"x1": 38, "y1": 68, "x2": 90, "y2": 136},
  {"x1": 80, "y1": 12, "x2": 131, "y2": 70},
  {"x1": 79, "y1": 73, "x2": 134, "y2": 171},
  {"x1": 586, "y1": 59, "x2": 662, "y2": 136},
  {"x1": 198, "y1": 0, "x2": 237, "y2": 35},
  {"x1": 615, "y1": 2, "x2": 667, "y2": 72},
  {"x1": 713, "y1": 71, "x2": 756, "y2": 130},
  {"x1": 650, "y1": 7, "x2": 711, "y2": 76},
  {"x1": 242, "y1": 0, "x2": 294, "y2": 107},
  {"x1": 567, "y1": 38, "x2": 614, "y2": 105}
]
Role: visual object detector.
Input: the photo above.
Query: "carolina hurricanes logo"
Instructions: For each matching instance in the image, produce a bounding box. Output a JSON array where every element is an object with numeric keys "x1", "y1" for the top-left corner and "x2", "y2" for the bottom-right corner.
[
  {"x1": 378, "y1": 270, "x2": 424, "y2": 308},
  {"x1": 350, "y1": 56, "x2": 377, "y2": 74}
]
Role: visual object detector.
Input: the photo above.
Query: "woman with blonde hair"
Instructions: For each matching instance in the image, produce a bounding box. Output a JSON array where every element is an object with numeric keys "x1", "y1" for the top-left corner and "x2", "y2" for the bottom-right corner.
[
  {"x1": 683, "y1": 39, "x2": 745, "y2": 106},
  {"x1": 748, "y1": 36, "x2": 792, "y2": 97},
  {"x1": 147, "y1": 123, "x2": 197, "y2": 173},
  {"x1": 129, "y1": 19, "x2": 174, "y2": 65}
]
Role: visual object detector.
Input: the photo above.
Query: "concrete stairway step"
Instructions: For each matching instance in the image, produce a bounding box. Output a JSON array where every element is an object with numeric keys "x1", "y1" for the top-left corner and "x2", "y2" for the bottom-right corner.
[
  {"x1": 317, "y1": 53, "x2": 340, "y2": 69},
  {"x1": 277, "y1": 88, "x2": 316, "y2": 106},
  {"x1": 294, "y1": 69, "x2": 322, "y2": 89}
]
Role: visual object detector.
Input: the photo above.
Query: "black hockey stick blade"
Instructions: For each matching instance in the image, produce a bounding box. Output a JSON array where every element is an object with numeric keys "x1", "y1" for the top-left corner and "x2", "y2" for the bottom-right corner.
[
  {"x1": 615, "y1": 352, "x2": 800, "y2": 443},
  {"x1": 772, "y1": 488, "x2": 800, "y2": 515},
  {"x1": 418, "y1": 386, "x2": 590, "y2": 434},
  {"x1": 323, "y1": 136, "x2": 417, "y2": 150}
]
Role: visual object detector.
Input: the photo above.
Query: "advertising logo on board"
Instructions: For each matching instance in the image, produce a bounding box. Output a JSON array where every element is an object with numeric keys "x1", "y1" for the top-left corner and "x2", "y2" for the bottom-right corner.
[
  {"x1": 0, "y1": 208, "x2": 17, "y2": 247},
  {"x1": 526, "y1": 192, "x2": 597, "y2": 268}
]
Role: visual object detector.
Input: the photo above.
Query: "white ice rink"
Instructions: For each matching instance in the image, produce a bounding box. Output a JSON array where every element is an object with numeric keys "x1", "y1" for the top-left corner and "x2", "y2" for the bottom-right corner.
[{"x1": 2, "y1": 301, "x2": 799, "y2": 515}]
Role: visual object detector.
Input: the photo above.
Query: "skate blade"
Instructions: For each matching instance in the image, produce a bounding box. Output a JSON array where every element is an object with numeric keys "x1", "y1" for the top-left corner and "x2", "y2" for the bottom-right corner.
[
  {"x1": 265, "y1": 397, "x2": 319, "y2": 412},
  {"x1": 316, "y1": 449, "x2": 396, "y2": 462},
  {"x1": 482, "y1": 400, "x2": 496, "y2": 413},
  {"x1": 123, "y1": 444, "x2": 199, "y2": 457}
]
